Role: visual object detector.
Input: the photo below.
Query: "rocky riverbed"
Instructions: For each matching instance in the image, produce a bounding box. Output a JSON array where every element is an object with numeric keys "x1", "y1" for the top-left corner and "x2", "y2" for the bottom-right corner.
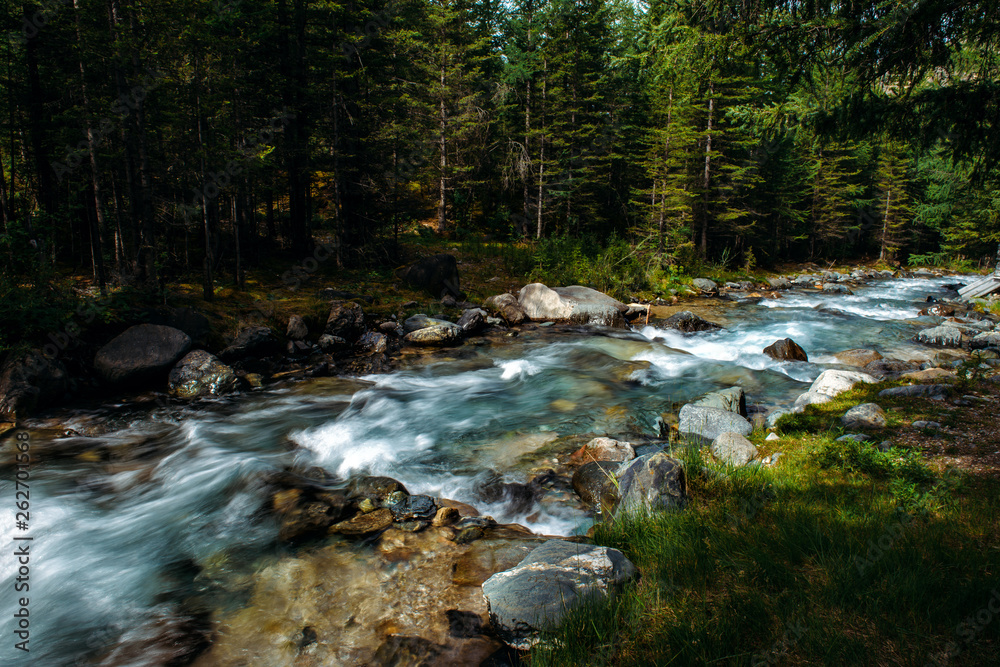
[{"x1": 2, "y1": 268, "x2": 999, "y2": 665}]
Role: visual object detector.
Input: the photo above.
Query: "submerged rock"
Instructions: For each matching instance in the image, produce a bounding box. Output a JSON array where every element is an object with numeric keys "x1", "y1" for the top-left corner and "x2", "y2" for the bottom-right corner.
[
  {"x1": 329, "y1": 508, "x2": 395, "y2": 535},
  {"x1": 168, "y1": 350, "x2": 238, "y2": 399},
  {"x1": 482, "y1": 540, "x2": 637, "y2": 650},
  {"x1": 95, "y1": 324, "x2": 192, "y2": 385},
  {"x1": 662, "y1": 310, "x2": 723, "y2": 333}
]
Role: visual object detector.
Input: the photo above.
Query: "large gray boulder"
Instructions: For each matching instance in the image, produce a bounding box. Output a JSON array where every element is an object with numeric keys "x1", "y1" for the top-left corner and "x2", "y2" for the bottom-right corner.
[
  {"x1": 711, "y1": 432, "x2": 758, "y2": 466},
  {"x1": 168, "y1": 350, "x2": 238, "y2": 399},
  {"x1": 691, "y1": 386, "x2": 747, "y2": 418},
  {"x1": 614, "y1": 452, "x2": 687, "y2": 518},
  {"x1": 841, "y1": 403, "x2": 887, "y2": 429},
  {"x1": 661, "y1": 311, "x2": 723, "y2": 333},
  {"x1": 691, "y1": 278, "x2": 718, "y2": 294},
  {"x1": 94, "y1": 324, "x2": 191, "y2": 385},
  {"x1": 767, "y1": 276, "x2": 791, "y2": 290},
  {"x1": 678, "y1": 404, "x2": 752, "y2": 442},
  {"x1": 482, "y1": 540, "x2": 637, "y2": 650},
  {"x1": 792, "y1": 369, "x2": 877, "y2": 411},
  {"x1": 0, "y1": 351, "x2": 69, "y2": 419},
  {"x1": 484, "y1": 293, "x2": 527, "y2": 325},
  {"x1": 807, "y1": 369, "x2": 877, "y2": 398},
  {"x1": 916, "y1": 325, "x2": 963, "y2": 348},
  {"x1": 395, "y1": 253, "x2": 462, "y2": 299},
  {"x1": 517, "y1": 283, "x2": 628, "y2": 328}
]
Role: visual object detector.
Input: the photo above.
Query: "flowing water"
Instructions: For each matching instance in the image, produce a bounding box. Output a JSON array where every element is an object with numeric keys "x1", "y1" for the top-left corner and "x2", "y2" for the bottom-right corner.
[{"x1": 0, "y1": 276, "x2": 966, "y2": 665}]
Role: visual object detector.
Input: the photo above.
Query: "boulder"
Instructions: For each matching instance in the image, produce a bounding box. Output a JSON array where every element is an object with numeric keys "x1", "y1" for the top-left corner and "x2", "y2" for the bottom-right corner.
[
  {"x1": 94, "y1": 324, "x2": 192, "y2": 385},
  {"x1": 863, "y1": 358, "x2": 920, "y2": 378},
  {"x1": 807, "y1": 369, "x2": 878, "y2": 398},
  {"x1": 484, "y1": 294, "x2": 527, "y2": 326},
  {"x1": 763, "y1": 338, "x2": 808, "y2": 362},
  {"x1": 841, "y1": 403, "x2": 887, "y2": 429},
  {"x1": 661, "y1": 311, "x2": 723, "y2": 333},
  {"x1": 219, "y1": 326, "x2": 280, "y2": 361},
  {"x1": 916, "y1": 325, "x2": 963, "y2": 348},
  {"x1": 822, "y1": 283, "x2": 853, "y2": 294},
  {"x1": 404, "y1": 323, "x2": 462, "y2": 346},
  {"x1": 325, "y1": 301, "x2": 367, "y2": 343},
  {"x1": 678, "y1": 404, "x2": 752, "y2": 442},
  {"x1": 403, "y1": 314, "x2": 453, "y2": 334},
  {"x1": 711, "y1": 432, "x2": 758, "y2": 466},
  {"x1": 767, "y1": 277, "x2": 791, "y2": 290},
  {"x1": 834, "y1": 349, "x2": 883, "y2": 367},
  {"x1": 0, "y1": 351, "x2": 69, "y2": 419},
  {"x1": 970, "y1": 331, "x2": 1000, "y2": 350},
  {"x1": 167, "y1": 350, "x2": 238, "y2": 399},
  {"x1": 571, "y1": 461, "x2": 620, "y2": 510},
  {"x1": 286, "y1": 315, "x2": 308, "y2": 340},
  {"x1": 570, "y1": 437, "x2": 635, "y2": 464},
  {"x1": 691, "y1": 386, "x2": 747, "y2": 418},
  {"x1": 329, "y1": 508, "x2": 394, "y2": 535},
  {"x1": 878, "y1": 384, "x2": 949, "y2": 400},
  {"x1": 482, "y1": 540, "x2": 637, "y2": 650},
  {"x1": 356, "y1": 331, "x2": 388, "y2": 355},
  {"x1": 347, "y1": 476, "x2": 409, "y2": 505},
  {"x1": 691, "y1": 278, "x2": 718, "y2": 294},
  {"x1": 614, "y1": 452, "x2": 687, "y2": 517},
  {"x1": 456, "y1": 308, "x2": 488, "y2": 334},
  {"x1": 517, "y1": 283, "x2": 628, "y2": 328},
  {"x1": 395, "y1": 254, "x2": 462, "y2": 299},
  {"x1": 388, "y1": 495, "x2": 438, "y2": 523}
]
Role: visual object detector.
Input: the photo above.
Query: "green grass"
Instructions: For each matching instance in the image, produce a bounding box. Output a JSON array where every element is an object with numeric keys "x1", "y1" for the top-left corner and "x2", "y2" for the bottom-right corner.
[{"x1": 530, "y1": 381, "x2": 1000, "y2": 666}]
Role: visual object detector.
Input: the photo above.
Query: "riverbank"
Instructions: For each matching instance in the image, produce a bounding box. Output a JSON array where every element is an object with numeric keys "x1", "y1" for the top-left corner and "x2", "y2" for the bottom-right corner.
[{"x1": 532, "y1": 372, "x2": 1000, "y2": 666}]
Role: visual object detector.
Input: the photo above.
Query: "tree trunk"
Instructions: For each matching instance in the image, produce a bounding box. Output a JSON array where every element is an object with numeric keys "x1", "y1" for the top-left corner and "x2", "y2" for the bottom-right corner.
[
  {"x1": 74, "y1": 0, "x2": 107, "y2": 295},
  {"x1": 701, "y1": 79, "x2": 714, "y2": 257},
  {"x1": 536, "y1": 55, "x2": 546, "y2": 239},
  {"x1": 437, "y1": 60, "x2": 448, "y2": 234}
]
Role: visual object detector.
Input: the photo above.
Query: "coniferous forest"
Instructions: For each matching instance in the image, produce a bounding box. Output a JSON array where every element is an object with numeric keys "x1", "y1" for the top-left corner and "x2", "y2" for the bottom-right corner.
[{"x1": 2, "y1": 0, "x2": 999, "y2": 306}]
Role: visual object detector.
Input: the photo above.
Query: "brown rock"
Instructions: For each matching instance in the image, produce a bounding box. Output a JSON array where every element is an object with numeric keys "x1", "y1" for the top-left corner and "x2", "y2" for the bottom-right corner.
[
  {"x1": 329, "y1": 508, "x2": 394, "y2": 535},
  {"x1": 835, "y1": 348, "x2": 883, "y2": 367},
  {"x1": 763, "y1": 338, "x2": 808, "y2": 362}
]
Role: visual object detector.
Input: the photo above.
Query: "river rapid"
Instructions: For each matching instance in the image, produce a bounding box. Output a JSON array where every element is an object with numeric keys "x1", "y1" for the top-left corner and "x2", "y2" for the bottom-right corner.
[{"x1": 0, "y1": 276, "x2": 968, "y2": 665}]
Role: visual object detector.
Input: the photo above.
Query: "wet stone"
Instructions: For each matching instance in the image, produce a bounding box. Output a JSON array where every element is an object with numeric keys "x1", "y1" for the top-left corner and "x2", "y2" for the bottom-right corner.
[
  {"x1": 389, "y1": 494, "x2": 438, "y2": 522},
  {"x1": 329, "y1": 508, "x2": 394, "y2": 535}
]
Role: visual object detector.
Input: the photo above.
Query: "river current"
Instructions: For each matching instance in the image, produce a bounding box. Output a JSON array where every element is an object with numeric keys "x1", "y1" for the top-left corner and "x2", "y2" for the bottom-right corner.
[{"x1": 0, "y1": 276, "x2": 964, "y2": 665}]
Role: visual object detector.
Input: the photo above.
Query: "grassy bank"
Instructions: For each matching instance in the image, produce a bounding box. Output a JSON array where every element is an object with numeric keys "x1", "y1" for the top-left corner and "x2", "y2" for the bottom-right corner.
[{"x1": 531, "y1": 377, "x2": 1000, "y2": 666}]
